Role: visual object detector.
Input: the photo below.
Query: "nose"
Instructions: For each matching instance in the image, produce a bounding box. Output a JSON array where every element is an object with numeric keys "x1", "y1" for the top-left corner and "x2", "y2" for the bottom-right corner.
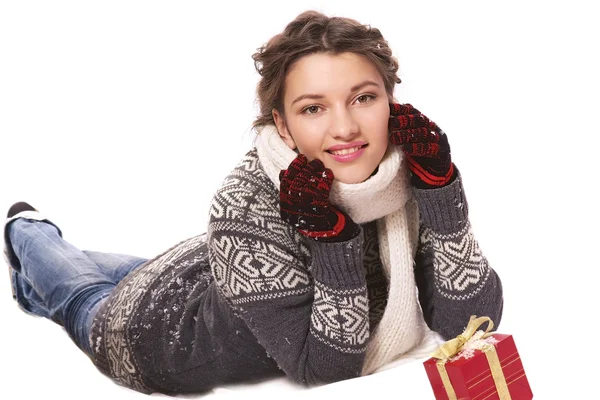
[{"x1": 329, "y1": 106, "x2": 359, "y2": 140}]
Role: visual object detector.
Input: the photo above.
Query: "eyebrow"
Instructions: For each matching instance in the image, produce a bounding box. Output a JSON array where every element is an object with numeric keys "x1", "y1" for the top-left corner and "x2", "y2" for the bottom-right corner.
[{"x1": 290, "y1": 80, "x2": 381, "y2": 106}]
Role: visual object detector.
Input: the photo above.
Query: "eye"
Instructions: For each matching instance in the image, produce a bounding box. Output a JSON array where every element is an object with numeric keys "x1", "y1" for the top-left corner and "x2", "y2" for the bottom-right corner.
[
  {"x1": 356, "y1": 94, "x2": 376, "y2": 104},
  {"x1": 301, "y1": 105, "x2": 321, "y2": 115}
]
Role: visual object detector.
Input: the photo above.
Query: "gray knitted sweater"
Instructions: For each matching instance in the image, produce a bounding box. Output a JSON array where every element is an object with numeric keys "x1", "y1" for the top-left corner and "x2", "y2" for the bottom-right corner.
[{"x1": 89, "y1": 149, "x2": 503, "y2": 394}]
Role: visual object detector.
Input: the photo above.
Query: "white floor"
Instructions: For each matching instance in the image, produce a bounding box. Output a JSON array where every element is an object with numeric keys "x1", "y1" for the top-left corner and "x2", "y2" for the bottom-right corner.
[{"x1": 1, "y1": 1, "x2": 598, "y2": 398}]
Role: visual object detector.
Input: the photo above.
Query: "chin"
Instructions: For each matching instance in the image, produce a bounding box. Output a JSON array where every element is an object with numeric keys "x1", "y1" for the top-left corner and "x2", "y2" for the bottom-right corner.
[{"x1": 331, "y1": 167, "x2": 376, "y2": 184}]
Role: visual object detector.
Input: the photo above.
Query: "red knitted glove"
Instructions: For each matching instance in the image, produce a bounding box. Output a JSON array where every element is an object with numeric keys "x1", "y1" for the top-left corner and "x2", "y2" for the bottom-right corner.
[
  {"x1": 279, "y1": 154, "x2": 359, "y2": 242},
  {"x1": 388, "y1": 103, "x2": 457, "y2": 188}
]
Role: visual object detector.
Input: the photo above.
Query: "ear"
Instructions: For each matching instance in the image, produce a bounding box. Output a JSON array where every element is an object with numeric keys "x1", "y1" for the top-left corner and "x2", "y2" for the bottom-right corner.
[{"x1": 272, "y1": 109, "x2": 297, "y2": 150}]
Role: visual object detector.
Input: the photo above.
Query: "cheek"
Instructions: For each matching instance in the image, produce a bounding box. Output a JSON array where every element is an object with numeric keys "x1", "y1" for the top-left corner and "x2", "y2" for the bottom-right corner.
[
  {"x1": 360, "y1": 101, "x2": 389, "y2": 124},
  {"x1": 360, "y1": 108, "x2": 389, "y2": 139},
  {"x1": 289, "y1": 125, "x2": 324, "y2": 157},
  {"x1": 377, "y1": 109, "x2": 391, "y2": 141}
]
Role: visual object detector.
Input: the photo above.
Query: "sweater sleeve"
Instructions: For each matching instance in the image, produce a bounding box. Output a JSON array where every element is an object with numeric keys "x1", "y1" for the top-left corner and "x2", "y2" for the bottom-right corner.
[
  {"x1": 207, "y1": 184, "x2": 369, "y2": 386},
  {"x1": 412, "y1": 168, "x2": 504, "y2": 339}
]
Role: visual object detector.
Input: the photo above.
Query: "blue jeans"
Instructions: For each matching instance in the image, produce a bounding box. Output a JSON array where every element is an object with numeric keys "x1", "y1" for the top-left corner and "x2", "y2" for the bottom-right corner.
[{"x1": 7, "y1": 218, "x2": 148, "y2": 357}]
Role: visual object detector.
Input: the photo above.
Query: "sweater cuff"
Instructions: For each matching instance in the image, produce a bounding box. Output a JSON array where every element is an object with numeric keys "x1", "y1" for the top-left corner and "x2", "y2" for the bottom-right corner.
[
  {"x1": 307, "y1": 228, "x2": 365, "y2": 289},
  {"x1": 412, "y1": 169, "x2": 469, "y2": 234}
]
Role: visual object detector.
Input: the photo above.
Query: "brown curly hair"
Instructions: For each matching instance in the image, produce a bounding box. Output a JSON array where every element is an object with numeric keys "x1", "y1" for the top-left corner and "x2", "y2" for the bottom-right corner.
[{"x1": 251, "y1": 10, "x2": 401, "y2": 131}]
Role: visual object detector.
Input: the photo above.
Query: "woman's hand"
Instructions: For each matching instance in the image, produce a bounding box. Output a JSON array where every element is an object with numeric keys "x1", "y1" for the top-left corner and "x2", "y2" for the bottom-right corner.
[
  {"x1": 388, "y1": 103, "x2": 456, "y2": 188},
  {"x1": 279, "y1": 154, "x2": 359, "y2": 242}
]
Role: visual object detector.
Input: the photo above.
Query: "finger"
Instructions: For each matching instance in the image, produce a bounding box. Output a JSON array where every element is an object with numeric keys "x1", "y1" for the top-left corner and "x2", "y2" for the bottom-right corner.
[
  {"x1": 305, "y1": 170, "x2": 330, "y2": 189},
  {"x1": 292, "y1": 167, "x2": 312, "y2": 188},
  {"x1": 280, "y1": 182, "x2": 297, "y2": 203},
  {"x1": 322, "y1": 167, "x2": 334, "y2": 186},
  {"x1": 402, "y1": 142, "x2": 441, "y2": 158},
  {"x1": 302, "y1": 172, "x2": 330, "y2": 202},
  {"x1": 305, "y1": 161, "x2": 333, "y2": 196},
  {"x1": 389, "y1": 103, "x2": 421, "y2": 116},
  {"x1": 389, "y1": 115, "x2": 440, "y2": 136},
  {"x1": 438, "y1": 131, "x2": 450, "y2": 151},
  {"x1": 281, "y1": 187, "x2": 311, "y2": 207},
  {"x1": 388, "y1": 113, "x2": 432, "y2": 132},
  {"x1": 285, "y1": 154, "x2": 308, "y2": 181},
  {"x1": 281, "y1": 174, "x2": 309, "y2": 203},
  {"x1": 389, "y1": 127, "x2": 441, "y2": 145},
  {"x1": 316, "y1": 168, "x2": 334, "y2": 193},
  {"x1": 305, "y1": 158, "x2": 326, "y2": 175},
  {"x1": 304, "y1": 159, "x2": 329, "y2": 190},
  {"x1": 280, "y1": 163, "x2": 308, "y2": 192}
]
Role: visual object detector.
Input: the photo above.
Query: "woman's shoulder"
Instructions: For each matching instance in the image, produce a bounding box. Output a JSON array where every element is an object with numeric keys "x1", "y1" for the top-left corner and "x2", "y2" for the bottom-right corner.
[
  {"x1": 211, "y1": 148, "x2": 279, "y2": 212},
  {"x1": 208, "y1": 148, "x2": 308, "y2": 256}
]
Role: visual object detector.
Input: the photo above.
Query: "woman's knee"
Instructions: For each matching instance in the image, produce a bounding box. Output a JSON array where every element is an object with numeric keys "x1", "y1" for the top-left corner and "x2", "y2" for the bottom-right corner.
[{"x1": 9, "y1": 218, "x2": 58, "y2": 243}]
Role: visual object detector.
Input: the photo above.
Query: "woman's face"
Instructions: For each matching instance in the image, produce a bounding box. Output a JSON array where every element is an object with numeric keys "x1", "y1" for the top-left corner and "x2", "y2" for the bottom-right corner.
[{"x1": 272, "y1": 52, "x2": 391, "y2": 184}]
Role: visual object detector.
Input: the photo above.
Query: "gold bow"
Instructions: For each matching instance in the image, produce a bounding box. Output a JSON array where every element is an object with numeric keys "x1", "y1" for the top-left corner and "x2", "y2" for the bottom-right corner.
[
  {"x1": 429, "y1": 315, "x2": 511, "y2": 400},
  {"x1": 431, "y1": 315, "x2": 494, "y2": 360}
]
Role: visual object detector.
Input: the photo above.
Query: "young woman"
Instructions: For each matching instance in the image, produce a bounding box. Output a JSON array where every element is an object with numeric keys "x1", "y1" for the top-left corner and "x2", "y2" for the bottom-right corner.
[{"x1": 3, "y1": 10, "x2": 503, "y2": 395}]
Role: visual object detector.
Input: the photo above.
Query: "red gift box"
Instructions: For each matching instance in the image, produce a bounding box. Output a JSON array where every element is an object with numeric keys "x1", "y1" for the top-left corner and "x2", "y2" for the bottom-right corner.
[{"x1": 423, "y1": 317, "x2": 533, "y2": 400}]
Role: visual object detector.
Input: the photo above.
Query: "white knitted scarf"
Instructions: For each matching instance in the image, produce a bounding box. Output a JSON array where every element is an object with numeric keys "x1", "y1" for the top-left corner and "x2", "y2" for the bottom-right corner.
[{"x1": 255, "y1": 124, "x2": 431, "y2": 375}]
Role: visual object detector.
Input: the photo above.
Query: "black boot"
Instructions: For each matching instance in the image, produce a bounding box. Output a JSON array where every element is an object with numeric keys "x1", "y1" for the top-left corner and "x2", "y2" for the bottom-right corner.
[
  {"x1": 7, "y1": 202, "x2": 37, "y2": 218},
  {"x1": 4, "y1": 201, "x2": 45, "y2": 276}
]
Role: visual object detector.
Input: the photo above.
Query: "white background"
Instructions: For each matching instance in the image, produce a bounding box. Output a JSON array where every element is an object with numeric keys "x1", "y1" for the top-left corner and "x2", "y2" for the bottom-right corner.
[{"x1": 1, "y1": 1, "x2": 598, "y2": 399}]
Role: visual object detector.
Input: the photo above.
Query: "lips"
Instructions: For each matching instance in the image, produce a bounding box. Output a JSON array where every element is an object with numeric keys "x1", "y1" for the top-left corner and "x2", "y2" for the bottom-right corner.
[
  {"x1": 328, "y1": 145, "x2": 366, "y2": 156},
  {"x1": 325, "y1": 141, "x2": 368, "y2": 155},
  {"x1": 326, "y1": 142, "x2": 368, "y2": 163}
]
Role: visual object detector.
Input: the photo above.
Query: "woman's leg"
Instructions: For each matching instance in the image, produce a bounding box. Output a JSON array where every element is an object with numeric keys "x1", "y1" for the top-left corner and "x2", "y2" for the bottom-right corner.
[
  {"x1": 10, "y1": 249, "x2": 148, "y2": 318},
  {"x1": 7, "y1": 218, "x2": 115, "y2": 356},
  {"x1": 81, "y1": 250, "x2": 148, "y2": 284}
]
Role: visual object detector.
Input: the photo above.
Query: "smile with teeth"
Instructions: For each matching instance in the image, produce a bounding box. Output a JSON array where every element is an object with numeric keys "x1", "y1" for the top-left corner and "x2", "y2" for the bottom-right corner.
[{"x1": 328, "y1": 145, "x2": 366, "y2": 155}]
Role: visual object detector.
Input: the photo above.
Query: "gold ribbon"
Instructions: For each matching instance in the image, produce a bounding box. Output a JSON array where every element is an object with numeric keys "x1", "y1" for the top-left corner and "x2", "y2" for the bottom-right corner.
[{"x1": 431, "y1": 316, "x2": 511, "y2": 400}]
